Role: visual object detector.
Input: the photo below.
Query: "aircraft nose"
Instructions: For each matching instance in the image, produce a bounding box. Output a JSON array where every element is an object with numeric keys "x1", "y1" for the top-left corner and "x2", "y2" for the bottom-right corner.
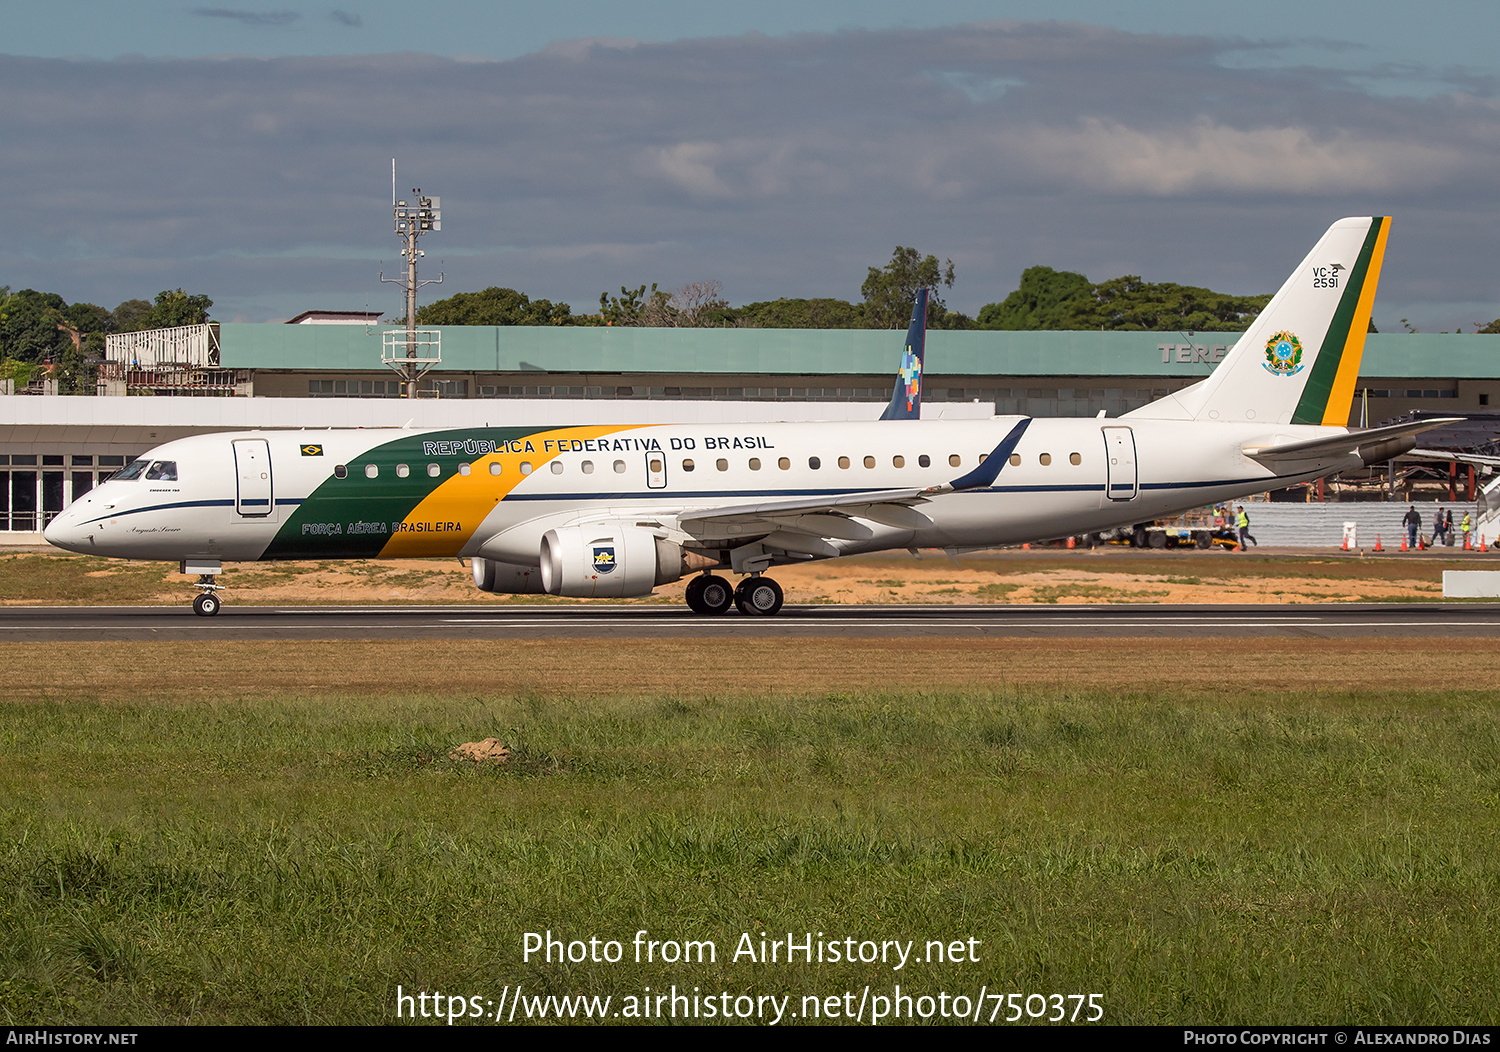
[{"x1": 43, "y1": 509, "x2": 88, "y2": 553}]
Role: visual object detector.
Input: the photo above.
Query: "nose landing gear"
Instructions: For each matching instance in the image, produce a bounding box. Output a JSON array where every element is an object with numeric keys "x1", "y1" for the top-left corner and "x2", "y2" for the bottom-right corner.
[
  {"x1": 181, "y1": 559, "x2": 224, "y2": 617},
  {"x1": 192, "y1": 584, "x2": 222, "y2": 617}
]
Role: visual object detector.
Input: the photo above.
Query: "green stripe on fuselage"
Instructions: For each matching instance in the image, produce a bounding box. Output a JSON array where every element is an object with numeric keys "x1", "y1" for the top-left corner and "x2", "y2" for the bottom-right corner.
[{"x1": 264, "y1": 428, "x2": 536, "y2": 559}]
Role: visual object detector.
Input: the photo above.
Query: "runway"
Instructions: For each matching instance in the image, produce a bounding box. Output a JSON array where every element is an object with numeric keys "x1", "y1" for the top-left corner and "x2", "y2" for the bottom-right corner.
[{"x1": 2, "y1": 603, "x2": 1498, "y2": 640}]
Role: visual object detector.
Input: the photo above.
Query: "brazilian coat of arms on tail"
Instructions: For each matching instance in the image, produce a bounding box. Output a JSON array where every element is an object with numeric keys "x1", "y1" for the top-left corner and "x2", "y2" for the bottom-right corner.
[{"x1": 1262, "y1": 331, "x2": 1304, "y2": 376}]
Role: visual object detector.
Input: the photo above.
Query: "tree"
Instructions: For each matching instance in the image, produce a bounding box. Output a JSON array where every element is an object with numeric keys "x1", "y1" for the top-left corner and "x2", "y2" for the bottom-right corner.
[
  {"x1": 0, "y1": 288, "x2": 69, "y2": 362},
  {"x1": 727, "y1": 297, "x2": 866, "y2": 329},
  {"x1": 416, "y1": 287, "x2": 575, "y2": 326},
  {"x1": 976, "y1": 266, "x2": 1093, "y2": 330},
  {"x1": 861, "y1": 247, "x2": 956, "y2": 329},
  {"x1": 976, "y1": 269, "x2": 1270, "y2": 332},
  {"x1": 639, "y1": 280, "x2": 730, "y2": 327},
  {"x1": 1476, "y1": 318, "x2": 1500, "y2": 334},
  {"x1": 598, "y1": 283, "x2": 660, "y2": 326},
  {"x1": 143, "y1": 289, "x2": 213, "y2": 329},
  {"x1": 111, "y1": 299, "x2": 154, "y2": 333},
  {"x1": 63, "y1": 301, "x2": 113, "y2": 335}
]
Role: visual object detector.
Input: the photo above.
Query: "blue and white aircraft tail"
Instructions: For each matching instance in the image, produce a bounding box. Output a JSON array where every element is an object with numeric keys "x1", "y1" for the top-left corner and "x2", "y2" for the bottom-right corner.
[{"x1": 879, "y1": 287, "x2": 927, "y2": 420}]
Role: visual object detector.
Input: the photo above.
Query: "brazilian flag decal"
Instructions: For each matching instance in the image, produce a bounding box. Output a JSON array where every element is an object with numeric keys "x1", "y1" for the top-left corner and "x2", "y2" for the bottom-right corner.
[{"x1": 300, "y1": 444, "x2": 324, "y2": 457}]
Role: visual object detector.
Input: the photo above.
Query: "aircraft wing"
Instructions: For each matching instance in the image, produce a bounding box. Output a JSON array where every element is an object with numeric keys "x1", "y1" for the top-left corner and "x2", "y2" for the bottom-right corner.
[
  {"x1": 1243, "y1": 418, "x2": 1464, "y2": 467},
  {"x1": 678, "y1": 419, "x2": 1031, "y2": 543}
]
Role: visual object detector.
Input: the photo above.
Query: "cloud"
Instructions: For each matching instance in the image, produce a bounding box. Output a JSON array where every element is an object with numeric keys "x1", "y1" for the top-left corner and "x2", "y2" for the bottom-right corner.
[
  {"x1": 329, "y1": 10, "x2": 362, "y2": 29},
  {"x1": 3, "y1": 22, "x2": 1498, "y2": 325},
  {"x1": 193, "y1": 8, "x2": 301, "y2": 27},
  {"x1": 1006, "y1": 118, "x2": 1467, "y2": 195}
]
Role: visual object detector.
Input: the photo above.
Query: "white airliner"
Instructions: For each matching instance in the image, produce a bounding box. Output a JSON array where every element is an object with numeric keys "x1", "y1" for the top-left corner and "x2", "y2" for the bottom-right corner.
[{"x1": 45, "y1": 216, "x2": 1449, "y2": 616}]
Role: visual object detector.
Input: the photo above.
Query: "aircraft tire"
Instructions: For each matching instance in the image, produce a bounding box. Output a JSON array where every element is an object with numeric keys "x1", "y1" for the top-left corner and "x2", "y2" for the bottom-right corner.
[
  {"x1": 734, "y1": 576, "x2": 784, "y2": 617},
  {"x1": 193, "y1": 593, "x2": 221, "y2": 617},
  {"x1": 1195, "y1": 532, "x2": 1212, "y2": 549},
  {"x1": 700, "y1": 575, "x2": 734, "y2": 614}
]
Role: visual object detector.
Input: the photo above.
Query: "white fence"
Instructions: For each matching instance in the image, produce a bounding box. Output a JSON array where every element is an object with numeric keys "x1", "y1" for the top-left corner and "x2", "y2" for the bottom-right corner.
[{"x1": 105, "y1": 324, "x2": 219, "y2": 369}]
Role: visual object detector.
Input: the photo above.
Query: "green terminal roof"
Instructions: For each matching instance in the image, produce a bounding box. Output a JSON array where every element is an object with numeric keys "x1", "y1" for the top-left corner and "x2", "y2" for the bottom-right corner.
[{"x1": 217, "y1": 324, "x2": 1496, "y2": 380}]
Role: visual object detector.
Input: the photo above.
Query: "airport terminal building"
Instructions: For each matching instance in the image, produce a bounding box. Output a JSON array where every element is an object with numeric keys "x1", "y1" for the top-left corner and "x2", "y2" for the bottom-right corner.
[{"x1": 2, "y1": 323, "x2": 1496, "y2": 534}]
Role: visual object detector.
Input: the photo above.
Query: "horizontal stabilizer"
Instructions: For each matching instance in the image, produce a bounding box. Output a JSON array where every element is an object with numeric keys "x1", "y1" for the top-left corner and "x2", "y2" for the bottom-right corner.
[{"x1": 1244, "y1": 417, "x2": 1462, "y2": 466}]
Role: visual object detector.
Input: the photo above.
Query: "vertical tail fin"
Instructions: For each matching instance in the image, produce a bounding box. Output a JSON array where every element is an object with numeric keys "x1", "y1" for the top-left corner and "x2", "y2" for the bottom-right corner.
[
  {"x1": 880, "y1": 288, "x2": 928, "y2": 420},
  {"x1": 1127, "y1": 217, "x2": 1391, "y2": 426}
]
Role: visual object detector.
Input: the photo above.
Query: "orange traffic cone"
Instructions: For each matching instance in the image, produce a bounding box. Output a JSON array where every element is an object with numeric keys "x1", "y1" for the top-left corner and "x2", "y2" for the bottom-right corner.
[
  {"x1": 1341, "y1": 534, "x2": 1350, "y2": 551},
  {"x1": 1374, "y1": 534, "x2": 1383, "y2": 552},
  {"x1": 1066, "y1": 535, "x2": 1076, "y2": 549},
  {"x1": 1465, "y1": 532, "x2": 1472, "y2": 550},
  {"x1": 1481, "y1": 535, "x2": 1488, "y2": 553},
  {"x1": 1022, "y1": 543, "x2": 1030, "y2": 550}
]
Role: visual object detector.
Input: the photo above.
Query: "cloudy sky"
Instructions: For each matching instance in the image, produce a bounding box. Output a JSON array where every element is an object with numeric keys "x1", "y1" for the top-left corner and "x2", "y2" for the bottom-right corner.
[{"x1": 4, "y1": 2, "x2": 1499, "y2": 329}]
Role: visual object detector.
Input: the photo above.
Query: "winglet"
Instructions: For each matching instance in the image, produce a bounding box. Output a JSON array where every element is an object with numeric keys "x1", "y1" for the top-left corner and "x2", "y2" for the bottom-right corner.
[
  {"x1": 880, "y1": 289, "x2": 928, "y2": 420},
  {"x1": 939, "y1": 418, "x2": 1032, "y2": 492}
]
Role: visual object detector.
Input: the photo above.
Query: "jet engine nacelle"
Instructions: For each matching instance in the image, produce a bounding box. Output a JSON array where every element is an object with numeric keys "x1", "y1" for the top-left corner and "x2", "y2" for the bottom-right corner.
[
  {"x1": 471, "y1": 557, "x2": 545, "y2": 594},
  {"x1": 540, "y1": 525, "x2": 695, "y2": 598}
]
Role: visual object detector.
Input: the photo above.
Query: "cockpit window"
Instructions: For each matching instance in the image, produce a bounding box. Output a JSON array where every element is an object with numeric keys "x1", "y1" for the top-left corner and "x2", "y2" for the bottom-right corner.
[
  {"x1": 114, "y1": 459, "x2": 150, "y2": 481},
  {"x1": 144, "y1": 461, "x2": 179, "y2": 482}
]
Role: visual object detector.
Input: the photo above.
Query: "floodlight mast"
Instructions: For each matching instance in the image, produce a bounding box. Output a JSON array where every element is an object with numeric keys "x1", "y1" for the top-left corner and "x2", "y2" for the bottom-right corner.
[{"x1": 379, "y1": 181, "x2": 443, "y2": 398}]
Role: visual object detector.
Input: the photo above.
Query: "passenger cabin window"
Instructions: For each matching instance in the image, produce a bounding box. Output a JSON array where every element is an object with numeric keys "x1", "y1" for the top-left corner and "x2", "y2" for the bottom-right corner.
[
  {"x1": 520, "y1": 462, "x2": 534, "y2": 475},
  {"x1": 1039, "y1": 453, "x2": 1052, "y2": 466},
  {"x1": 364, "y1": 464, "x2": 378, "y2": 478},
  {"x1": 115, "y1": 459, "x2": 150, "y2": 481},
  {"x1": 1009, "y1": 454, "x2": 1021, "y2": 466},
  {"x1": 892, "y1": 455, "x2": 905, "y2": 468},
  {"x1": 550, "y1": 461, "x2": 564, "y2": 474},
  {"x1": 145, "y1": 461, "x2": 178, "y2": 481},
  {"x1": 613, "y1": 460, "x2": 627, "y2": 473},
  {"x1": 682, "y1": 459, "x2": 695, "y2": 472},
  {"x1": 581, "y1": 461, "x2": 594, "y2": 474},
  {"x1": 749, "y1": 458, "x2": 762, "y2": 470},
  {"x1": 918, "y1": 455, "x2": 931, "y2": 468},
  {"x1": 716, "y1": 459, "x2": 728, "y2": 471},
  {"x1": 648, "y1": 459, "x2": 662, "y2": 473},
  {"x1": 838, "y1": 456, "x2": 850, "y2": 469},
  {"x1": 949, "y1": 455, "x2": 961, "y2": 467},
  {"x1": 778, "y1": 458, "x2": 791, "y2": 470},
  {"x1": 334, "y1": 464, "x2": 348, "y2": 479},
  {"x1": 808, "y1": 456, "x2": 821, "y2": 470},
  {"x1": 427, "y1": 463, "x2": 440, "y2": 477},
  {"x1": 490, "y1": 462, "x2": 503, "y2": 476},
  {"x1": 458, "y1": 463, "x2": 471, "y2": 476},
  {"x1": 397, "y1": 463, "x2": 410, "y2": 478},
  {"x1": 1070, "y1": 452, "x2": 1082, "y2": 466},
  {"x1": 864, "y1": 456, "x2": 876, "y2": 469}
]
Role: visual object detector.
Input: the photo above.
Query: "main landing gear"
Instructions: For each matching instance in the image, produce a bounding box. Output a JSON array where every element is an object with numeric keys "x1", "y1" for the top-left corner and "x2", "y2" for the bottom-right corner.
[
  {"x1": 684, "y1": 573, "x2": 735, "y2": 615},
  {"x1": 684, "y1": 573, "x2": 784, "y2": 616}
]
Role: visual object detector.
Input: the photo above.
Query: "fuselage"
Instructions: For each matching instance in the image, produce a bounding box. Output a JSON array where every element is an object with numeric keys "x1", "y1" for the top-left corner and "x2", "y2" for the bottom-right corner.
[{"x1": 43, "y1": 415, "x2": 1344, "y2": 565}]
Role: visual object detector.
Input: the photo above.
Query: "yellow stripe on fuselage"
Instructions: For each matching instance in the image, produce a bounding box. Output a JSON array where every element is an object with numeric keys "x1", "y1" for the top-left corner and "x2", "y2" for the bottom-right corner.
[
  {"x1": 1322, "y1": 217, "x2": 1390, "y2": 426},
  {"x1": 378, "y1": 424, "x2": 645, "y2": 557}
]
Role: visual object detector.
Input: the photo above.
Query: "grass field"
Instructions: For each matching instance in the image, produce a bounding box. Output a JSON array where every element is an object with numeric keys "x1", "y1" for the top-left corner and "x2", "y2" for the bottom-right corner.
[
  {"x1": 0, "y1": 547, "x2": 1483, "y2": 607},
  {"x1": 3, "y1": 639, "x2": 1497, "y2": 1025}
]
